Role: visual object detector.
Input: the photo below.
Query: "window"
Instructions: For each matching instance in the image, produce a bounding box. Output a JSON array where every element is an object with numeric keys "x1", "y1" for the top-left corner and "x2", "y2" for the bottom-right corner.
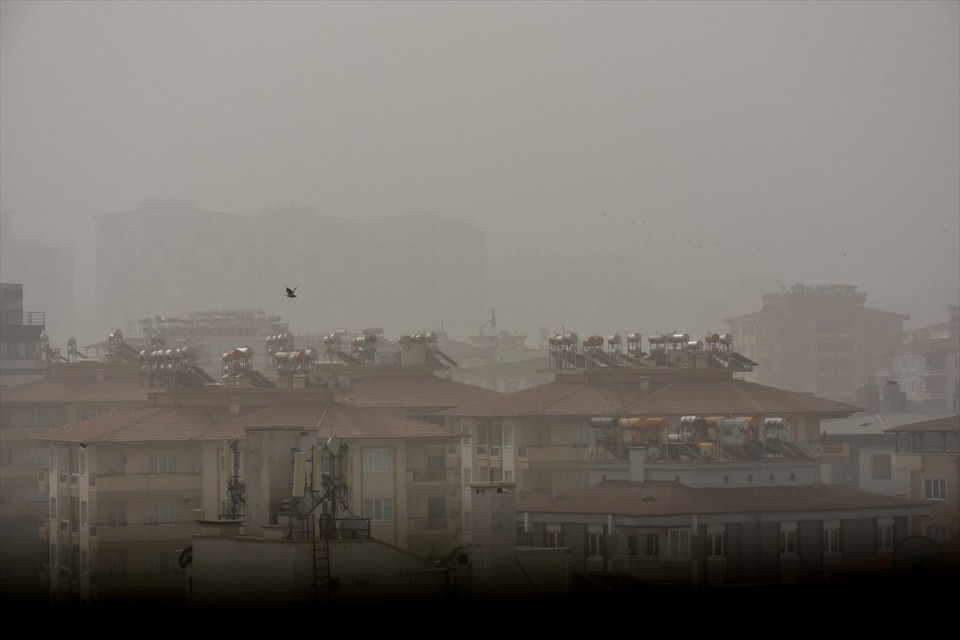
[
  {"x1": 923, "y1": 477, "x2": 947, "y2": 501},
  {"x1": 780, "y1": 523, "x2": 798, "y2": 556},
  {"x1": 546, "y1": 524, "x2": 562, "y2": 548},
  {"x1": 823, "y1": 521, "x2": 841, "y2": 554},
  {"x1": 503, "y1": 469, "x2": 514, "y2": 482},
  {"x1": 588, "y1": 524, "x2": 604, "y2": 558},
  {"x1": 871, "y1": 455, "x2": 892, "y2": 480},
  {"x1": 923, "y1": 524, "x2": 948, "y2": 543},
  {"x1": 363, "y1": 498, "x2": 394, "y2": 521},
  {"x1": 362, "y1": 448, "x2": 393, "y2": 473},
  {"x1": 706, "y1": 525, "x2": 725, "y2": 558},
  {"x1": 878, "y1": 518, "x2": 894, "y2": 552},
  {"x1": 667, "y1": 528, "x2": 691, "y2": 560},
  {"x1": 476, "y1": 421, "x2": 506, "y2": 456},
  {"x1": 149, "y1": 453, "x2": 176, "y2": 474},
  {"x1": 151, "y1": 503, "x2": 176, "y2": 524},
  {"x1": 76, "y1": 408, "x2": 101, "y2": 422},
  {"x1": 628, "y1": 532, "x2": 659, "y2": 557}
]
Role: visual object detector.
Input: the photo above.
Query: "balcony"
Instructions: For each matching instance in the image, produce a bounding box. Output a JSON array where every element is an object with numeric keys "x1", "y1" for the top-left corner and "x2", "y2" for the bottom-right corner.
[
  {"x1": 407, "y1": 468, "x2": 454, "y2": 485},
  {"x1": 90, "y1": 472, "x2": 202, "y2": 493}
]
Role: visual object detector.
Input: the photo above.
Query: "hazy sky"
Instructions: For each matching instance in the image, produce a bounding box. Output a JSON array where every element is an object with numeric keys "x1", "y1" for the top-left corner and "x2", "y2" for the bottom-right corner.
[{"x1": 2, "y1": 0, "x2": 958, "y2": 340}]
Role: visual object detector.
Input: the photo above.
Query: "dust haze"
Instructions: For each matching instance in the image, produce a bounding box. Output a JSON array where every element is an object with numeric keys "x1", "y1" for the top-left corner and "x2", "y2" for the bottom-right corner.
[{"x1": 2, "y1": 0, "x2": 958, "y2": 343}]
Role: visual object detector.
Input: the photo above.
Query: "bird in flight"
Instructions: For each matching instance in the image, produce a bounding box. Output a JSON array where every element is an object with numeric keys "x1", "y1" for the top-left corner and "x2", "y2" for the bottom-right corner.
[{"x1": 285, "y1": 287, "x2": 297, "y2": 298}]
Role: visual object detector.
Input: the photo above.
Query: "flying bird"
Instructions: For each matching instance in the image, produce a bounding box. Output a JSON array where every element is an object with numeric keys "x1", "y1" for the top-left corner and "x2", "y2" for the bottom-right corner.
[{"x1": 285, "y1": 287, "x2": 297, "y2": 298}]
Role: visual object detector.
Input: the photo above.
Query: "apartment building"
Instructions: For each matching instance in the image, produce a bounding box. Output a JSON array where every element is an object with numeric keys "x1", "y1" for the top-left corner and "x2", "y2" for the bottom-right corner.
[
  {"x1": 438, "y1": 328, "x2": 865, "y2": 544},
  {"x1": 820, "y1": 380, "x2": 955, "y2": 496},
  {"x1": 94, "y1": 201, "x2": 488, "y2": 340},
  {"x1": 516, "y1": 463, "x2": 935, "y2": 589},
  {"x1": 888, "y1": 414, "x2": 960, "y2": 544},
  {"x1": 876, "y1": 306, "x2": 960, "y2": 412},
  {"x1": 25, "y1": 332, "x2": 501, "y2": 607},
  {"x1": 0, "y1": 357, "x2": 148, "y2": 603},
  {"x1": 724, "y1": 283, "x2": 908, "y2": 403},
  {"x1": 0, "y1": 282, "x2": 47, "y2": 389},
  {"x1": 0, "y1": 211, "x2": 76, "y2": 348}
]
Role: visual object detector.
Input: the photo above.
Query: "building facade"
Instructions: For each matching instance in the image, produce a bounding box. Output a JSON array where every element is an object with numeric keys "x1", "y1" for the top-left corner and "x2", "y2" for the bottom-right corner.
[
  {"x1": 724, "y1": 283, "x2": 909, "y2": 403},
  {"x1": 94, "y1": 201, "x2": 488, "y2": 341},
  {"x1": 875, "y1": 306, "x2": 960, "y2": 412}
]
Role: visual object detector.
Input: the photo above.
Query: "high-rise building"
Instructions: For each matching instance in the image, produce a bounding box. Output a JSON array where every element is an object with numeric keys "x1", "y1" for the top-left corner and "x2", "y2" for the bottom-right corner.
[
  {"x1": 724, "y1": 284, "x2": 908, "y2": 403},
  {"x1": 94, "y1": 201, "x2": 487, "y2": 341},
  {"x1": 875, "y1": 306, "x2": 960, "y2": 412},
  {"x1": 0, "y1": 210, "x2": 75, "y2": 348}
]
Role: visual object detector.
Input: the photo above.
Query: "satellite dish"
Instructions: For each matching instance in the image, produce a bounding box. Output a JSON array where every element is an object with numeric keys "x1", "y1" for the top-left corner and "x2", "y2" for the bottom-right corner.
[
  {"x1": 646, "y1": 446, "x2": 662, "y2": 461},
  {"x1": 667, "y1": 351, "x2": 686, "y2": 367}
]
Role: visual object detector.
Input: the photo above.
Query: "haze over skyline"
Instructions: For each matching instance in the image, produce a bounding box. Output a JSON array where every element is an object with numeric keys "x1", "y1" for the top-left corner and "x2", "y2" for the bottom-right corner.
[{"x1": 2, "y1": 1, "x2": 958, "y2": 344}]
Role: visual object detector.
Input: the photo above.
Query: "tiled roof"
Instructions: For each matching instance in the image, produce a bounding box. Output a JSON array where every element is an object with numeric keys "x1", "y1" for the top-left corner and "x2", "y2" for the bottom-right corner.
[
  {"x1": 517, "y1": 480, "x2": 930, "y2": 518},
  {"x1": 0, "y1": 371, "x2": 148, "y2": 404},
  {"x1": 208, "y1": 402, "x2": 457, "y2": 441},
  {"x1": 26, "y1": 400, "x2": 457, "y2": 445},
  {"x1": 348, "y1": 374, "x2": 503, "y2": 409},
  {"x1": 624, "y1": 378, "x2": 861, "y2": 415},
  {"x1": 822, "y1": 411, "x2": 956, "y2": 436},
  {"x1": 29, "y1": 406, "x2": 235, "y2": 444},
  {"x1": 884, "y1": 414, "x2": 960, "y2": 433},
  {"x1": 441, "y1": 378, "x2": 858, "y2": 418}
]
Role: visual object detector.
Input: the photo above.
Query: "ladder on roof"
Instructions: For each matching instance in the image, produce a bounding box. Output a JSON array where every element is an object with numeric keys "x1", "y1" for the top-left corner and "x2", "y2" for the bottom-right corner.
[{"x1": 311, "y1": 512, "x2": 332, "y2": 603}]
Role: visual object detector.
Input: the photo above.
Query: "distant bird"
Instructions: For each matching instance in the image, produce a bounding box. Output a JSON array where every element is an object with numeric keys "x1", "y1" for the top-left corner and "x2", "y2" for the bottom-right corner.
[{"x1": 285, "y1": 287, "x2": 297, "y2": 298}]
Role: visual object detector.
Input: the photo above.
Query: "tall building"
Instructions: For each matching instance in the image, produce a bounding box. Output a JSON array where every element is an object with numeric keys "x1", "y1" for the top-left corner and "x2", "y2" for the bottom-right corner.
[
  {"x1": 875, "y1": 306, "x2": 960, "y2": 412},
  {"x1": 94, "y1": 201, "x2": 488, "y2": 341},
  {"x1": 0, "y1": 282, "x2": 47, "y2": 388},
  {"x1": 724, "y1": 284, "x2": 908, "y2": 403},
  {"x1": 0, "y1": 210, "x2": 75, "y2": 348}
]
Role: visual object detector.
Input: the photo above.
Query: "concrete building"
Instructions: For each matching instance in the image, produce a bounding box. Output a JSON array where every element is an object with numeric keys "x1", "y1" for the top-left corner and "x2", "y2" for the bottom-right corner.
[
  {"x1": 94, "y1": 201, "x2": 487, "y2": 341},
  {"x1": 0, "y1": 282, "x2": 47, "y2": 389},
  {"x1": 0, "y1": 357, "x2": 149, "y2": 603},
  {"x1": 516, "y1": 462, "x2": 941, "y2": 590},
  {"x1": 875, "y1": 306, "x2": 960, "y2": 412},
  {"x1": 440, "y1": 328, "x2": 867, "y2": 543},
  {"x1": 724, "y1": 283, "x2": 908, "y2": 403},
  {"x1": 0, "y1": 210, "x2": 76, "y2": 349},
  {"x1": 888, "y1": 414, "x2": 960, "y2": 544},
  {"x1": 21, "y1": 333, "x2": 501, "y2": 607},
  {"x1": 820, "y1": 380, "x2": 955, "y2": 497}
]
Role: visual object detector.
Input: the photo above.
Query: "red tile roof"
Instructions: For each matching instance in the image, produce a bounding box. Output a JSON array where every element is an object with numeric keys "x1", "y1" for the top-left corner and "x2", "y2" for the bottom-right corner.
[
  {"x1": 884, "y1": 414, "x2": 960, "y2": 433},
  {"x1": 29, "y1": 406, "x2": 235, "y2": 444},
  {"x1": 28, "y1": 401, "x2": 456, "y2": 445},
  {"x1": 441, "y1": 378, "x2": 858, "y2": 418},
  {"x1": 209, "y1": 402, "x2": 457, "y2": 441},
  {"x1": 517, "y1": 480, "x2": 931, "y2": 517},
  {"x1": 0, "y1": 370, "x2": 148, "y2": 404},
  {"x1": 348, "y1": 374, "x2": 503, "y2": 409}
]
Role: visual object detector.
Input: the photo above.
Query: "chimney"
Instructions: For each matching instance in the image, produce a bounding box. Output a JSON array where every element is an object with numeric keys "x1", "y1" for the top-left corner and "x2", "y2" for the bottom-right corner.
[
  {"x1": 882, "y1": 380, "x2": 906, "y2": 413},
  {"x1": 229, "y1": 397, "x2": 240, "y2": 415}
]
